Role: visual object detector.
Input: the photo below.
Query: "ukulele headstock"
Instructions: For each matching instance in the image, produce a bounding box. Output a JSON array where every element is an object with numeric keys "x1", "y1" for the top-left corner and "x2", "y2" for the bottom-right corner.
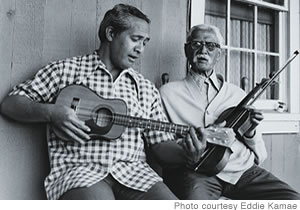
[{"x1": 205, "y1": 126, "x2": 236, "y2": 148}]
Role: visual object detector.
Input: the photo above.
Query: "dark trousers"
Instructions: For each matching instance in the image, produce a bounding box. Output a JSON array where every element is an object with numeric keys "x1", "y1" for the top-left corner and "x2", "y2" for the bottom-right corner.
[
  {"x1": 60, "y1": 174, "x2": 178, "y2": 200},
  {"x1": 164, "y1": 164, "x2": 300, "y2": 200}
]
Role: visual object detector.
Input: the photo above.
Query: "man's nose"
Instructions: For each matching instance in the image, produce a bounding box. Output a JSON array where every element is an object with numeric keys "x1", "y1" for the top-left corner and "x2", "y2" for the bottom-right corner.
[
  {"x1": 134, "y1": 42, "x2": 144, "y2": 54},
  {"x1": 198, "y1": 44, "x2": 208, "y2": 54}
]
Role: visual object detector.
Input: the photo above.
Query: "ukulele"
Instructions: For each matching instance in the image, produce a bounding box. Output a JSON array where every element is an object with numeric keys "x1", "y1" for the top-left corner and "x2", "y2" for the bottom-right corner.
[
  {"x1": 55, "y1": 85, "x2": 235, "y2": 149},
  {"x1": 193, "y1": 50, "x2": 299, "y2": 175}
]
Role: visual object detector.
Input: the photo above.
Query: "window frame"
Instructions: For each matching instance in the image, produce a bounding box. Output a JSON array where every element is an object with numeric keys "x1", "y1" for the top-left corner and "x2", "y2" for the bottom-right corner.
[{"x1": 190, "y1": 0, "x2": 300, "y2": 133}]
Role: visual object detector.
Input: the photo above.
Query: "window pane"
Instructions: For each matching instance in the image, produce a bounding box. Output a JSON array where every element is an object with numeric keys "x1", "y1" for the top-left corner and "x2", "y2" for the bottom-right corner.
[
  {"x1": 205, "y1": 0, "x2": 226, "y2": 16},
  {"x1": 257, "y1": 8, "x2": 278, "y2": 53},
  {"x1": 205, "y1": 0, "x2": 227, "y2": 45},
  {"x1": 256, "y1": 54, "x2": 280, "y2": 99},
  {"x1": 215, "y1": 49, "x2": 227, "y2": 79},
  {"x1": 205, "y1": 15, "x2": 227, "y2": 45},
  {"x1": 231, "y1": 1, "x2": 254, "y2": 49},
  {"x1": 262, "y1": 0, "x2": 285, "y2": 6},
  {"x1": 229, "y1": 51, "x2": 254, "y2": 93},
  {"x1": 231, "y1": 19, "x2": 254, "y2": 49}
]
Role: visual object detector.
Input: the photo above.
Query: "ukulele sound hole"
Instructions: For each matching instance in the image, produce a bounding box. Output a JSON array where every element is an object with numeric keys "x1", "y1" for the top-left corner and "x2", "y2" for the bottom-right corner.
[{"x1": 93, "y1": 107, "x2": 113, "y2": 128}]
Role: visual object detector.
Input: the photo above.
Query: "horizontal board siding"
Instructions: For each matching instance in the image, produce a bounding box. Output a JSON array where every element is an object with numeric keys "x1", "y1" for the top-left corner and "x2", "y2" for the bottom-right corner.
[
  {"x1": 0, "y1": 0, "x2": 187, "y2": 199},
  {"x1": 262, "y1": 133, "x2": 300, "y2": 192}
]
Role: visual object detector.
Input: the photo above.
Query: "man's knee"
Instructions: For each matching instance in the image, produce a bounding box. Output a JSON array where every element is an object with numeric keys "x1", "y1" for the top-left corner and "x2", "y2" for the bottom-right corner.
[
  {"x1": 60, "y1": 180, "x2": 115, "y2": 200},
  {"x1": 146, "y1": 181, "x2": 178, "y2": 200}
]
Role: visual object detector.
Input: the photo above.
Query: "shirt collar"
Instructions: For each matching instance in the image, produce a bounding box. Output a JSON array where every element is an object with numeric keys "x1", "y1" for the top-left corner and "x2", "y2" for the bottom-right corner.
[
  {"x1": 209, "y1": 70, "x2": 221, "y2": 91},
  {"x1": 92, "y1": 50, "x2": 140, "y2": 89},
  {"x1": 93, "y1": 50, "x2": 107, "y2": 70},
  {"x1": 188, "y1": 69, "x2": 221, "y2": 92}
]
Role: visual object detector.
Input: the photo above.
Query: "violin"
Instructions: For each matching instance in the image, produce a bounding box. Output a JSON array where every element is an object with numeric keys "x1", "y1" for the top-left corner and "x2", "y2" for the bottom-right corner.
[{"x1": 194, "y1": 50, "x2": 299, "y2": 176}]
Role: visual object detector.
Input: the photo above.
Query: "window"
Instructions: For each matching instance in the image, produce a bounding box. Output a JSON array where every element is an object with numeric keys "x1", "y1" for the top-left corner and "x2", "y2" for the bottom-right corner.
[{"x1": 190, "y1": 0, "x2": 300, "y2": 133}]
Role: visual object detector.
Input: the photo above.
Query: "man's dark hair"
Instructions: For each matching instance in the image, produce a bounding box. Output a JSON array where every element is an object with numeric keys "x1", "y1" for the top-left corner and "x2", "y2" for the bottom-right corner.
[{"x1": 98, "y1": 4, "x2": 150, "y2": 42}]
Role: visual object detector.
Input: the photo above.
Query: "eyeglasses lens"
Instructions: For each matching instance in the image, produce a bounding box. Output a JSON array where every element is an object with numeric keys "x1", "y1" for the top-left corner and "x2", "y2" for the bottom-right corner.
[{"x1": 190, "y1": 41, "x2": 220, "y2": 51}]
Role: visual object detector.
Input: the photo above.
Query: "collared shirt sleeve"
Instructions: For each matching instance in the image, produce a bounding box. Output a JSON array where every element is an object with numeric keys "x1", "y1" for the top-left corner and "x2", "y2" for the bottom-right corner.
[
  {"x1": 9, "y1": 61, "x2": 62, "y2": 103},
  {"x1": 243, "y1": 126, "x2": 267, "y2": 164},
  {"x1": 143, "y1": 87, "x2": 176, "y2": 145}
]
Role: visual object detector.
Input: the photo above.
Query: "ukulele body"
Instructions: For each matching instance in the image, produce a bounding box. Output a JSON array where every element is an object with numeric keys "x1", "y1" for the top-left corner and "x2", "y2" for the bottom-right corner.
[
  {"x1": 195, "y1": 107, "x2": 252, "y2": 175},
  {"x1": 55, "y1": 85, "x2": 127, "y2": 140}
]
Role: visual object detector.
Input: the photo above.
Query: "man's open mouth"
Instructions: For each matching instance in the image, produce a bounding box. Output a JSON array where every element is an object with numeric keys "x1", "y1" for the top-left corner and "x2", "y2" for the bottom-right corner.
[{"x1": 128, "y1": 55, "x2": 138, "y2": 62}]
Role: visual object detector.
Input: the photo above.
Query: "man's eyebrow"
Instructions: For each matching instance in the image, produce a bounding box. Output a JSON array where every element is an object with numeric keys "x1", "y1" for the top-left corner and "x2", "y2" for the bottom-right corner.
[
  {"x1": 132, "y1": 35, "x2": 151, "y2": 43},
  {"x1": 133, "y1": 34, "x2": 150, "y2": 38}
]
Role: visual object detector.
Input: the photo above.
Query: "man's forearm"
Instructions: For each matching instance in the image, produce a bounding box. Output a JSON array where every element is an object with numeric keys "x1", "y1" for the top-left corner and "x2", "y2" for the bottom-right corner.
[{"x1": 0, "y1": 95, "x2": 53, "y2": 123}]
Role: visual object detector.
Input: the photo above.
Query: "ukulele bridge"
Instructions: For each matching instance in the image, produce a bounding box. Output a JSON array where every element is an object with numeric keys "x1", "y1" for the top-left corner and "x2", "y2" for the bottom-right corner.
[{"x1": 71, "y1": 97, "x2": 80, "y2": 111}]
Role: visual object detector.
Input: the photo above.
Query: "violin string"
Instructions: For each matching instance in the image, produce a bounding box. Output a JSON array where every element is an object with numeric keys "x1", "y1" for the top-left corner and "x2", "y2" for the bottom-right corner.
[
  {"x1": 228, "y1": 109, "x2": 249, "y2": 128},
  {"x1": 226, "y1": 52, "x2": 300, "y2": 130}
]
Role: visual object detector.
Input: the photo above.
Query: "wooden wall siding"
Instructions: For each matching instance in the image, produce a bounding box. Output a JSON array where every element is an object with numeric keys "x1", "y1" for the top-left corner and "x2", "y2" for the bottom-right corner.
[
  {"x1": 0, "y1": 0, "x2": 187, "y2": 199},
  {"x1": 1, "y1": 0, "x2": 300, "y2": 200},
  {"x1": 262, "y1": 133, "x2": 300, "y2": 192},
  {"x1": 0, "y1": 0, "x2": 50, "y2": 199}
]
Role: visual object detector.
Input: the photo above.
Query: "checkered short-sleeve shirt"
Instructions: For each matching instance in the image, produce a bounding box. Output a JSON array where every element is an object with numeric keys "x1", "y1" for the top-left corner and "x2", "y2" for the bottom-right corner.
[{"x1": 9, "y1": 51, "x2": 175, "y2": 200}]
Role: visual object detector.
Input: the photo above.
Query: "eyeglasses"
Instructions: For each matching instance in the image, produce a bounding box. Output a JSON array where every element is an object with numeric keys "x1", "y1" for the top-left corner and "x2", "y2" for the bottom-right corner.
[{"x1": 186, "y1": 41, "x2": 221, "y2": 51}]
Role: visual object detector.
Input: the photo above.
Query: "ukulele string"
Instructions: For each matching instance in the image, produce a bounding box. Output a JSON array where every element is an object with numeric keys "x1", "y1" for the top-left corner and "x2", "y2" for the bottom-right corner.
[
  {"x1": 74, "y1": 107, "x2": 189, "y2": 135},
  {"x1": 72, "y1": 107, "x2": 226, "y2": 137}
]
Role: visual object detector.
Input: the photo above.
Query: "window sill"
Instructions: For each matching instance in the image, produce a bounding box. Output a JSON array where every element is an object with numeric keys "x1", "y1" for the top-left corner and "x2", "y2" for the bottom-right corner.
[{"x1": 261, "y1": 113, "x2": 300, "y2": 134}]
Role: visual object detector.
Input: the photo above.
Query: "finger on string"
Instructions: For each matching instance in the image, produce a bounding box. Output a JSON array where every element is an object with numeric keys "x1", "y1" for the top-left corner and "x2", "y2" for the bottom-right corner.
[
  {"x1": 253, "y1": 113, "x2": 264, "y2": 120},
  {"x1": 182, "y1": 137, "x2": 194, "y2": 156},
  {"x1": 215, "y1": 120, "x2": 226, "y2": 127},
  {"x1": 198, "y1": 127, "x2": 207, "y2": 150},
  {"x1": 247, "y1": 106, "x2": 263, "y2": 116},
  {"x1": 250, "y1": 113, "x2": 264, "y2": 123},
  {"x1": 250, "y1": 118, "x2": 260, "y2": 126},
  {"x1": 181, "y1": 138, "x2": 188, "y2": 152},
  {"x1": 184, "y1": 134, "x2": 195, "y2": 153},
  {"x1": 189, "y1": 127, "x2": 202, "y2": 150},
  {"x1": 245, "y1": 105, "x2": 255, "y2": 110},
  {"x1": 253, "y1": 116, "x2": 263, "y2": 123}
]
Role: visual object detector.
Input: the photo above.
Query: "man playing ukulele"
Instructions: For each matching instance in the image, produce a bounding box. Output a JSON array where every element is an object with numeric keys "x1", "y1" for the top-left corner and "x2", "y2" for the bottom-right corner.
[{"x1": 0, "y1": 4, "x2": 189, "y2": 200}]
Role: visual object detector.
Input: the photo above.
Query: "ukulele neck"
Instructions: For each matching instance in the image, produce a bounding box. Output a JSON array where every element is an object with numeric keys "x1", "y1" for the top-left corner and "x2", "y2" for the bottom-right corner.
[{"x1": 113, "y1": 113, "x2": 190, "y2": 136}]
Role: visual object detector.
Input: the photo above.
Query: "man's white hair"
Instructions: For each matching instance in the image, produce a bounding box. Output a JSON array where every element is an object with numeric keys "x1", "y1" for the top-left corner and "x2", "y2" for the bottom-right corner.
[{"x1": 187, "y1": 24, "x2": 224, "y2": 47}]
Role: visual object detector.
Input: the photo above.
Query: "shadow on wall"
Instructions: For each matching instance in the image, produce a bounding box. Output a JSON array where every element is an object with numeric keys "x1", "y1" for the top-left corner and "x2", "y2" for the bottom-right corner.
[{"x1": 0, "y1": 115, "x2": 50, "y2": 200}]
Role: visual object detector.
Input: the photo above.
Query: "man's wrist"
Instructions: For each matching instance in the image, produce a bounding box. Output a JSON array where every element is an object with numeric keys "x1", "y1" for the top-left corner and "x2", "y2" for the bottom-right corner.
[{"x1": 45, "y1": 104, "x2": 56, "y2": 123}]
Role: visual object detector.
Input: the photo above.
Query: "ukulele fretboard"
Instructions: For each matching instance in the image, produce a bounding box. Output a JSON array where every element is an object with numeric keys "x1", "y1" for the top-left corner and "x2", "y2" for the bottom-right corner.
[{"x1": 113, "y1": 114, "x2": 190, "y2": 135}]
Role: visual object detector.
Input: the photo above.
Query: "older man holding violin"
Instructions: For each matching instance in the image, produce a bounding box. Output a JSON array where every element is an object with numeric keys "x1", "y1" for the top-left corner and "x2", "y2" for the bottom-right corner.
[{"x1": 158, "y1": 24, "x2": 300, "y2": 199}]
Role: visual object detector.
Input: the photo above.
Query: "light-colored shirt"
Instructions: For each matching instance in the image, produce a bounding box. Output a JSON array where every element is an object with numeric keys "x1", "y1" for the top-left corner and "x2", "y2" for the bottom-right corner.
[
  {"x1": 9, "y1": 51, "x2": 174, "y2": 200},
  {"x1": 159, "y1": 70, "x2": 267, "y2": 184}
]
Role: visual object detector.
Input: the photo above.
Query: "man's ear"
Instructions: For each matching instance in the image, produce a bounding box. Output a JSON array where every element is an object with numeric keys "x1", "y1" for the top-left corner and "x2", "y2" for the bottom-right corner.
[
  {"x1": 184, "y1": 44, "x2": 193, "y2": 63},
  {"x1": 215, "y1": 48, "x2": 222, "y2": 62},
  {"x1": 105, "y1": 26, "x2": 115, "y2": 42},
  {"x1": 184, "y1": 44, "x2": 189, "y2": 57}
]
